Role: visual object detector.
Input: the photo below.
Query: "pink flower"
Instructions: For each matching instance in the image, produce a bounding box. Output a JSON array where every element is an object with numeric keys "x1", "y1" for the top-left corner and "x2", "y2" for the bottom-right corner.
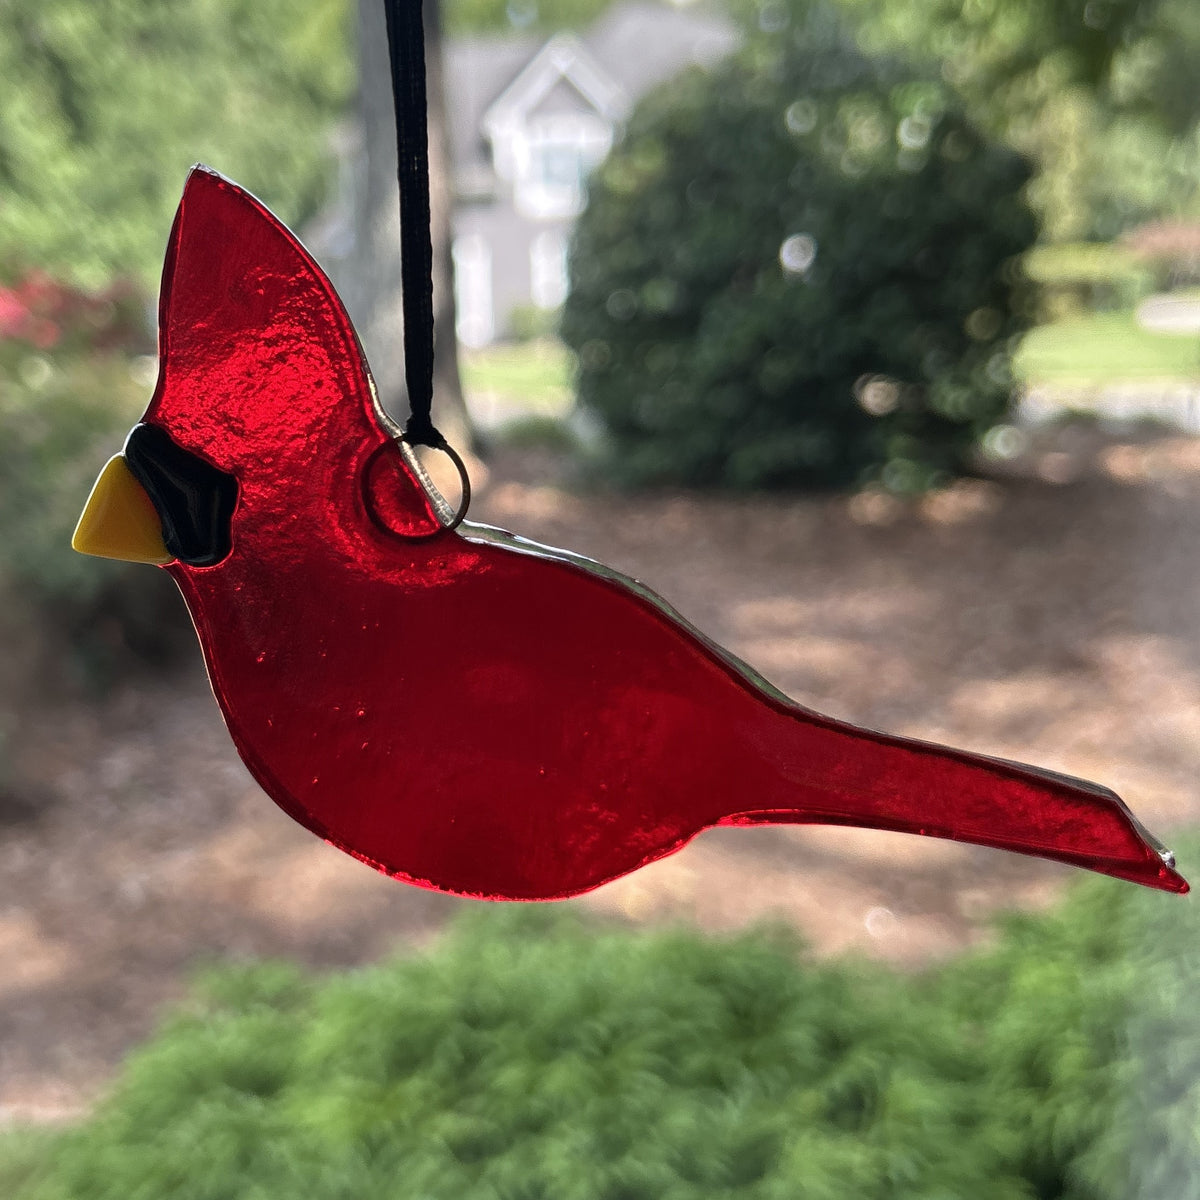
[{"x1": 0, "y1": 287, "x2": 28, "y2": 338}]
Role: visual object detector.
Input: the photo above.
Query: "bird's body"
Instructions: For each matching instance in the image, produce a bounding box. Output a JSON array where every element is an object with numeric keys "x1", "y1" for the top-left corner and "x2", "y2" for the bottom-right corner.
[
  {"x1": 74, "y1": 167, "x2": 1187, "y2": 898},
  {"x1": 180, "y1": 514, "x2": 1184, "y2": 898}
]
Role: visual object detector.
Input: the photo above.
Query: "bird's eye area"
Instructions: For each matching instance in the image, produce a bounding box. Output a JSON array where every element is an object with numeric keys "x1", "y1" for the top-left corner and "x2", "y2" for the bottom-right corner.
[{"x1": 124, "y1": 423, "x2": 238, "y2": 567}]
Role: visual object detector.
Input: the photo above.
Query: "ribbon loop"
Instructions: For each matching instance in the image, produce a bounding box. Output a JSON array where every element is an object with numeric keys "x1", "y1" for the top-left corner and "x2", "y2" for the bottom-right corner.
[{"x1": 383, "y1": 0, "x2": 437, "y2": 440}]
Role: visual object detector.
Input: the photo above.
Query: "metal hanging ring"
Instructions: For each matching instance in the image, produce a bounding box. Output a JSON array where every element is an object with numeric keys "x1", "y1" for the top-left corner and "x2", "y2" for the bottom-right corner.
[{"x1": 399, "y1": 434, "x2": 472, "y2": 533}]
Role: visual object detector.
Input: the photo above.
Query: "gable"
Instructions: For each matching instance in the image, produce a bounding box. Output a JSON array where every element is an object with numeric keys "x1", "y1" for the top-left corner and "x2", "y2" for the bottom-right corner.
[
  {"x1": 445, "y1": 3, "x2": 739, "y2": 188},
  {"x1": 528, "y1": 75, "x2": 600, "y2": 120},
  {"x1": 483, "y1": 33, "x2": 627, "y2": 139}
]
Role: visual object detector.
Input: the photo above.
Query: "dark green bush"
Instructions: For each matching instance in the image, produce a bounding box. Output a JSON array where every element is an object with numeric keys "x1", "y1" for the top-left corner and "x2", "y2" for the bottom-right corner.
[
  {"x1": 3, "y1": 859, "x2": 1195, "y2": 1200},
  {"x1": 562, "y1": 6, "x2": 1039, "y2": 492}
]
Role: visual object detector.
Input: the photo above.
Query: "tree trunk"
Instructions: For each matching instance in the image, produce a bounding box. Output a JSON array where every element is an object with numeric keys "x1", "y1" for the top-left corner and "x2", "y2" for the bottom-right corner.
[{"x1": 340, "y1": 0, "x2": 473, "y2": 453}]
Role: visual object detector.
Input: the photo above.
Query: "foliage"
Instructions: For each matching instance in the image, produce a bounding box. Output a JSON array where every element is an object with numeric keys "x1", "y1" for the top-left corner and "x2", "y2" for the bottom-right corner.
[
  {"x1": 930, "y1": 868, "x2": 1192, "y2": 1200},
  {"x1": 840, "y1": 0, "x2": 1163, "y2": 103},
  {"x1": 0, "y1": 0, "x2": 352, "y2": 290},
  {"x1": 1025, "y1": 243, "x2": 1154, "y2": 318},
  {"x1": 0, "y1": 271, "x2": 188, "y2": 683},
  {"x1": 445, "y1": 0, "x2": 1200, "y2": 240},
  {"x1": 444, "y1": 0, "x2": 612, "y2": 35},
  {"x1": 2, "y1": 862, "x2": 1195, "y2": 1200},
  {"x1": 562, "y1": 11, "x2": 1038, "y2": 491},
  {"x1": 842, "y1": 0, "x2": 1200, "y2": 239}
]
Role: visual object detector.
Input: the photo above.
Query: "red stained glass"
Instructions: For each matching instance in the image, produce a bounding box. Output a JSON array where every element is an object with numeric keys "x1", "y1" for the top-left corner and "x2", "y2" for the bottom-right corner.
[{"x1": 98, "y1": 167, "x2": 1187, "y2": 899}]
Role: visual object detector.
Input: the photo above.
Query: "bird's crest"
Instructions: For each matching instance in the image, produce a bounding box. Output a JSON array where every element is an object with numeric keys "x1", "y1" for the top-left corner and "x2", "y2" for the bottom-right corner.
[{"x1": 144, "y1": 166, "x2": 439, "y2": 535}]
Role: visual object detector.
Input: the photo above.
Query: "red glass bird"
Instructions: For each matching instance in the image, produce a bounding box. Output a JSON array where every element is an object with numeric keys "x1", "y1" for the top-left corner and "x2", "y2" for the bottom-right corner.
[{"x1": 72, "y1": 167, "x2": 1187, "y2": 900}]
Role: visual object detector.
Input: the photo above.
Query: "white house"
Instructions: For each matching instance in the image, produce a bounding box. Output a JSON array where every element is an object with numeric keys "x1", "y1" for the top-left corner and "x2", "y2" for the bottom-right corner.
[{"x1": 446, "y1": 2, "x2": 737, "y2": 345}]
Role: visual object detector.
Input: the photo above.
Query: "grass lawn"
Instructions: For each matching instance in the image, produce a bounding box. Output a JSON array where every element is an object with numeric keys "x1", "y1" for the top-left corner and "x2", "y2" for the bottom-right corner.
[
  {"x1": 460, "y1": 339, "x2": 573, "y2": 423},
  {"x1": 460, "y1": 314, "x2": 1200, "y2": 418},
  {"x1": 1016, "y1": 310, "x2": 1200, "y2": 385}
]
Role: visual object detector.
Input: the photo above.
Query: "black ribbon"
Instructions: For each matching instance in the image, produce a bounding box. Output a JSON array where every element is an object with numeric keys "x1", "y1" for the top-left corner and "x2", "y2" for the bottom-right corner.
[{"x1": 382, "y1": 0, "x2": 442, "y2": 449}]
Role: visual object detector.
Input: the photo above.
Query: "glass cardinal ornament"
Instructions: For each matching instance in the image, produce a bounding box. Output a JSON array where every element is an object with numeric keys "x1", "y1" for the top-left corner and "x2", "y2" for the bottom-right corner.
[{"x1": 72, "y1": 168, "x2": 1187, "y2": 900}]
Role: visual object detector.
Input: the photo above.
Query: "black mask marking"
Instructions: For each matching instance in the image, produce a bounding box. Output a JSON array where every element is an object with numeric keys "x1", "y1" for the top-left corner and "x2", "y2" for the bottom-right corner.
[{"x1": 124, "y1": 423, "x2": 238, "y2": 567}]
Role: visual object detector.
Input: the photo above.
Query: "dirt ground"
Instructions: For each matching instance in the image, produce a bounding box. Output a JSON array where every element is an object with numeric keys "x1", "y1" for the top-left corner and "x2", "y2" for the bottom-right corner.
[{"x1": 3, "y1": 421, "x2": 1199, "y2": 1123}]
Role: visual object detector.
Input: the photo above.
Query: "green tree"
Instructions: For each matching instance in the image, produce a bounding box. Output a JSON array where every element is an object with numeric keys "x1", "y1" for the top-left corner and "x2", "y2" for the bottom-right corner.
[
  {"x1": 0, "y1": 0, "x2": 353, "y2": 289},
  {"x1": 443, "y1": 0, "x2": 612, "y2": 35},
  {"x1": 842, "y1": 0, "x2": 1163, "y2": 98},
  {"x1": 841, "y1": 0, "x2": 1200, "y2": 238}
]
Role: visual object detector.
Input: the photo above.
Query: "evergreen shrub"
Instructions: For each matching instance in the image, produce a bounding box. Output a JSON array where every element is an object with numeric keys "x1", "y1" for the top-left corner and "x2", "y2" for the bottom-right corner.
[
  {"x1": 562, "y1": 8, "x2": 1039, "y2": 491},
  {"x1": 1, "y1": 862, "x2": 1194, "y2": 1200},
  {"x1": 0, "y1": 272, "x2": 188, "y2": 683}
]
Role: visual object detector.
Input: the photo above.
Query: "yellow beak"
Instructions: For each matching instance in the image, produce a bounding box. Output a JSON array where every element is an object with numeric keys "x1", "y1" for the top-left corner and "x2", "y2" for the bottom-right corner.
[{"x1": 72, "y1": 454, "x2": 172, "y2": 565}]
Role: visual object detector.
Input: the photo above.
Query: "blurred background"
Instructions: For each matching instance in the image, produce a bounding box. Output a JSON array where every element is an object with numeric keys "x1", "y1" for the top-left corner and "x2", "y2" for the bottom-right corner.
[{"x1": 3, "y1": 0, "x2": 1200, "y2": 1194}]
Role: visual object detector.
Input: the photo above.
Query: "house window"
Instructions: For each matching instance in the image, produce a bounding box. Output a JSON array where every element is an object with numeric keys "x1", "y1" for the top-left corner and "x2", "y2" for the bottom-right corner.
[
  {"x1": 452, "y1": 234, "x2": 494, "y2": 348},
  {"x1": 530, "y1": 231, "x2": 568, "y2": 309},
  {"x1": 514, "y1": 114, "x2": 612, "y2": 219},
  {"x1": 535, "y1": 144, "x2": 585, "y2": 195}
]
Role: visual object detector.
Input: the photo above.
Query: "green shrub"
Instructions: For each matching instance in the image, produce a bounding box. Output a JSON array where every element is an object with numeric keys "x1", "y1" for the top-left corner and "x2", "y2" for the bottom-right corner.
[
  {"x1": 562, "y1": 6, "x2": 1039, "y2": 492},
  {"x1": 3, "y1": 861, "x2": 1195, "y2": 1200},
  {"x1": 0, "y1": 272, "x2": 189, "y2": 684}
]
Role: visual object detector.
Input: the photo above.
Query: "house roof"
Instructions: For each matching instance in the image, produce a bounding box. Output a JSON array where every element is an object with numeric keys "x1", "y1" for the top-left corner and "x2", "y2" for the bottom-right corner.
[
  {"x1": 583, "y1": 2, "x2": 738, "y2": 101},
  {"x1": 445, "y1": 34, "x2": 541, "y2": 179},
  {"x1": 483, "y1": 33, "x2": 629, "y2": 137},
  {"x1": 445, "y1": 1, "x2": 738, "y2": 183}
]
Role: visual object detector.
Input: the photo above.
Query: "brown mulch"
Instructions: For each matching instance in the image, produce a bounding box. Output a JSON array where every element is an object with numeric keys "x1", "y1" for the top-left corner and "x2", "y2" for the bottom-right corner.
[{"x1": 2, "y1": 422, "x2": 1199, "y2": 1122}]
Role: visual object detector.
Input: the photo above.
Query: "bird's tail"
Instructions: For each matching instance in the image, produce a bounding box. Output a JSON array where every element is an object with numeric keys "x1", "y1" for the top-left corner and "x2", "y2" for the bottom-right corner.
[{"x1": 719, "y1": 711, "x2": 1187, "y2": 894}]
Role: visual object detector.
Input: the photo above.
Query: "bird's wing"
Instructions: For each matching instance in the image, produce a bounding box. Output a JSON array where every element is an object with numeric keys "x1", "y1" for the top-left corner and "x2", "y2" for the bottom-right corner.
[{"x1": 461, "y1": 519, "x2": 814, "y2": 712}]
